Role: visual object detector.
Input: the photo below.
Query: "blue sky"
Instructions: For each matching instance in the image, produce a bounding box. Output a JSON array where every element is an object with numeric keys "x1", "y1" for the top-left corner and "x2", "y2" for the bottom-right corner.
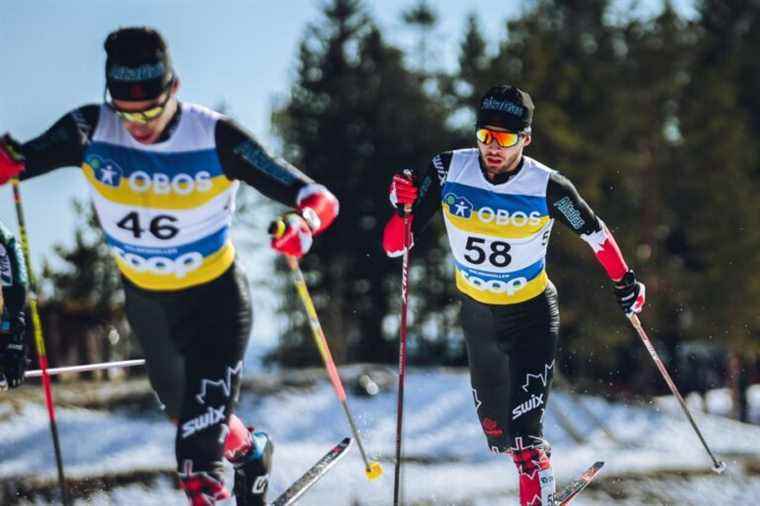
[{"x1": 0, "y1": 0, "x2": 692, "y2": 274}]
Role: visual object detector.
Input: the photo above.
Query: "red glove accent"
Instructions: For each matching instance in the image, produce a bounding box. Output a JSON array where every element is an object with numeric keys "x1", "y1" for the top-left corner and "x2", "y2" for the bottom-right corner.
[
  {"x1": 270, "y1": 213, "x2": 313, "y2": 258},
  {"x1": 614, "y1": 270, "x2": 646, "y2": 315},
  {"x1": 630, "y1": 283, "x2": 646, "y2": 314},
  {"x1": 0, "y1": 136, "x2": 25, "y2": 185},
  {"x1": 296, "y1": 184, "x2": 339, "y2": 235},
  {"x1": 382, "y1": 213, "x2": 414, "y2": 257},
  {"x1": 389, "y1": 173, "x2": 418, "y2": 210}
]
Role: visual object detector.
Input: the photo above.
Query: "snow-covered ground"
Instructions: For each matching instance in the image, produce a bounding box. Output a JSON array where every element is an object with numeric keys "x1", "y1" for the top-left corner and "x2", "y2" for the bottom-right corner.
[{"x1": 1, "y1": 368, "x2": 758, "y2": 505}]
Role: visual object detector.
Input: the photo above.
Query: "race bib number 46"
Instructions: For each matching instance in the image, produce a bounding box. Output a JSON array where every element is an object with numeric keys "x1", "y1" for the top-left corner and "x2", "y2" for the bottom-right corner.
[{"x1": 117, "y1": 211, "x2": 179, "y2": 240}]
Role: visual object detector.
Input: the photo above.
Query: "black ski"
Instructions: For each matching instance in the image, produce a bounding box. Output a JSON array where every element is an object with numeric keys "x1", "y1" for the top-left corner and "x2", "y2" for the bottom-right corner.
[
  {"x1": 270, "y1": 437, "x2": 353, "y2": 506},
  {"x1": 555, "y1": 461, "x2": 604, "y2": 505}
]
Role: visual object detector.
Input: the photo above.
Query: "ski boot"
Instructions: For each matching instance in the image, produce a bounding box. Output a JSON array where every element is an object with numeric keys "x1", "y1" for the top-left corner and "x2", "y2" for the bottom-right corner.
[
  {"x1": 232, "y1": 431, "x2": 274, "y2": 506},
  {"x1": 178, "y1": 461, "x2": 230, "y2": 506}
]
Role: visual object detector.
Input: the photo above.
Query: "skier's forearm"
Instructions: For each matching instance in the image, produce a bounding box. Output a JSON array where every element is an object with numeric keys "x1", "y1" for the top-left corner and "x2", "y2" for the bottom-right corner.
[
  {"x1": 547, "y1": 172, "x2": 629, "y2": 281},
  {"x1": 580, "y1": 221, "x2": 629, "y2": 281},
  {"x1": 381, "y1": 155, "x2": 444, "y2": 257},
  {"x1": 410, "y1": 155, "x2": 446, "y2": 236},
  {"x1": 20, "y1": 105, "x2": 99, "y2": 179},
  {"x1": 215, "y1": 118, "x2": 314, "y2": 206}
]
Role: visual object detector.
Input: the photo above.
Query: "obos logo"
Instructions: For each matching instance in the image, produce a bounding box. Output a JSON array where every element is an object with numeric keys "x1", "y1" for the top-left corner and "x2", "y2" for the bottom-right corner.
[
  {"x1": 445, "y1": 193, "x2": 543, "y2": 226},
  {"x1": 444, "y1": 193, "x2": 474, "y2": 218},
  {"x1": 127, "y1": 170, "x2": 213, "y2": 195},
  {"x1": 87, "y1": 155, "x2": 123, "y2": 187},
  {"x1": 476, "y1": 208, "x2": 543, "y2": 227}
]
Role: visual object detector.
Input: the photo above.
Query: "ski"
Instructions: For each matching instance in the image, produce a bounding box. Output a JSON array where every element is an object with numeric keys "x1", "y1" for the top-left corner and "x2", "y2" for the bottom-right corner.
[
  {"x1": 554, "y1": 461, "x2": 604, "y2": 505},
  {"x1": 270, "y1": 437, "x2": 353, "y2": 506}
]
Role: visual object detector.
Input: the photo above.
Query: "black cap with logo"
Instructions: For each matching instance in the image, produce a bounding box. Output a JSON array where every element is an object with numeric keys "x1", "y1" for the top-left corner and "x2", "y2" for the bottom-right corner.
[
  {"x1": 104, "y1": 27, "x2": 175, "y2": 101},
  {"x1": 476, "y1": 85, "x2": 534, "y2": 133}
]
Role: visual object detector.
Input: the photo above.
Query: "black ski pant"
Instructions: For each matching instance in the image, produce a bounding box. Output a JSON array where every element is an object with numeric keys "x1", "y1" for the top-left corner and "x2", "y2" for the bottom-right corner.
[
  {"x1": 460, "y1": 282, "x2": 560, "y2": 454},
  {"x1": 123, "y1": 262, "x2": 252, "y2": 480}
]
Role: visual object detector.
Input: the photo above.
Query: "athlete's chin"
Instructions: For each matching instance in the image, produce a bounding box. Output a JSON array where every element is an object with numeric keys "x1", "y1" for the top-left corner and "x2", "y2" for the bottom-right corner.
[
  {"x1": 485, "y1": 158, "x2": 507, "y2": 171},
  {"x1": 130, "y1": 130, "x2": 159, "y2": 144}
]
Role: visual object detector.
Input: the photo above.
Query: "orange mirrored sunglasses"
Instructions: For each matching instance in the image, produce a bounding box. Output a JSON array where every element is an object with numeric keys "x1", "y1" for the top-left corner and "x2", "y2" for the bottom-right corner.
[{"x1": 476, "y1": 128, "x2": 523, "y2": 148}]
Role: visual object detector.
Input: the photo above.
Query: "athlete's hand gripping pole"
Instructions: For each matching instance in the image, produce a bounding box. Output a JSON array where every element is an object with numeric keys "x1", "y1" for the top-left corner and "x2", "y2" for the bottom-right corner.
[
  {"x1": 270, "y1": 221, "x2": 383, "y2": 481},
  {"x1": 627, "y1": 313, "x2": 726, "y2": 474},
  {"x1": 10, "y1": 178, "x2": 71, "y2": 505},
  {"x1": 393, "y1": 169, "x2": 414, "y2": 506}
]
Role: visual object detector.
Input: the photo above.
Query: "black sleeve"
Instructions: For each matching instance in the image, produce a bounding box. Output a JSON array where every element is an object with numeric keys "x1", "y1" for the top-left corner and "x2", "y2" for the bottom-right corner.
[
  {"x1": 215, "y1": 117, "x2": 314, "y2": 207},
  {"x1": 546, "y1": 172, "x2": 603, "y2": 236},
  {"x1": 409, "y1": 151, "x2": 450, "y2": 235},
  {"x1": 19, "y1": 105, "x2": 100, "y2": 180},
  {"x1": 0, "y1": 221, "x2": 27, "y2": 319}
]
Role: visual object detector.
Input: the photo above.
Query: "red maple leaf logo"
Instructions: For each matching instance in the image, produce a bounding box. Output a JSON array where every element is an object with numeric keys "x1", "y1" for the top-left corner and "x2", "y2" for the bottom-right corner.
[{"x1": 482, "y1": 417, "x2": 504, "y2": 437}]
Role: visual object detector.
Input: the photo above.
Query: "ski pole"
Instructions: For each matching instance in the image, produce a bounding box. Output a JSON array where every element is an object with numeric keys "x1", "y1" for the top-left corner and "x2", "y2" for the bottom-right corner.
[
  {"x1": 628, "y1": 313, "x2": 726, "y2": 474},
  {"x1": 10, "y1": 178, "x2": 71, "y2": 505},
  {"x1": 25, "y1": 358, "x2": 146, "y2": 378},
  {"x1": 277, "y1": 246, "x2": 383, "y2": 481},
  {"x1": 393, "y1": 201, "x2": 412, "y2": 506}
]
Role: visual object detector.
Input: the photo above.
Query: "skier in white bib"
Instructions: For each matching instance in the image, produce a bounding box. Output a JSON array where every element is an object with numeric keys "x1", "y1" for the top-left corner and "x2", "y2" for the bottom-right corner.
[
  {"x1": 0, "y1": 27, "x2": 339, "y2": 506},
  {"x1": 382, "y1": 84, "x2": 646, "y2": 506}
]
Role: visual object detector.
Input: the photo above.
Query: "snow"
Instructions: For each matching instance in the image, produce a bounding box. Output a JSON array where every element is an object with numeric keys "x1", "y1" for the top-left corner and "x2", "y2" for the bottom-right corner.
[{"x1": 1, "y1": 369, "x2": 758, "y2": 505}]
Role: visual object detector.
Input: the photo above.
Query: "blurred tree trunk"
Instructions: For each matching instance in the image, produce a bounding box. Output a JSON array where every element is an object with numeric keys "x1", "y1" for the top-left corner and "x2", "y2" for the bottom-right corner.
[{"x1": 727, "y1": 350, "x2": 750, "y2": 422}]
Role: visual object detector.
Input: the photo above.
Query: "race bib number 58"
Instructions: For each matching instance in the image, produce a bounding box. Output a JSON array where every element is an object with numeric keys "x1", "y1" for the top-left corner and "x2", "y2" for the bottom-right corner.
[{"x1": 463, "y1": 236, "x2": 512, "y2": 267}]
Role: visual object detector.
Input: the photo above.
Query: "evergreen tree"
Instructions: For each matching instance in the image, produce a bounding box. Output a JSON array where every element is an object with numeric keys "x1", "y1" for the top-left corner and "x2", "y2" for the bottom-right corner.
[
  {"x1": 678, "y1": 1, "x2": 760, "y2": 353},
  {"x1": 401, "y1": 0, "x2": 438, "y2": 76},
  {"x1": 270, "y1": 0, "x2": 458, "y2": 366},
  {"x1": 39, "y1": 200, "x2": 130, "y2": 375}
]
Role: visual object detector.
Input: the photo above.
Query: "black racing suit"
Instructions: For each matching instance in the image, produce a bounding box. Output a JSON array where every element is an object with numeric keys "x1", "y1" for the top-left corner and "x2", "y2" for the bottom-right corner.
[
  {"x1": 0, "y1": 220, "x2": 27, "y2": 323},
  {"x1": 0, "y1": 220, "x2": 28, "y2": 390},
  {"x1": 410, "y1": 151, "x2": 606, "y2": 453},
  {"x1": 16, "y1": 103, "x2": 316, "y2": 480}
]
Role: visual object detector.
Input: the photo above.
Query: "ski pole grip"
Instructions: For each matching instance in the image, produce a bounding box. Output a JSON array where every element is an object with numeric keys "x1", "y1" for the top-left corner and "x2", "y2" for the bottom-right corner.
[
  {"x1": 269, "y1": 218, "x2": 286, "y2": 239},
  {"x1": 402, "y1": 169, "x2": 413, "y2": 217}
]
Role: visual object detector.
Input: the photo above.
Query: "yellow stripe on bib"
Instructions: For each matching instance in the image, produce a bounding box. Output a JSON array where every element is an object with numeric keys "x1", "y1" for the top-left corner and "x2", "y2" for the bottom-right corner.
[
  {"x1": 455, "y1": 269, "x2": 549, "y2": 304},
  {"x1": 443, "y1": 204, "x2": 550, "y2": 239},
  {"x1": 82, "y1": 163, "x2": 234, "y2": 210}
]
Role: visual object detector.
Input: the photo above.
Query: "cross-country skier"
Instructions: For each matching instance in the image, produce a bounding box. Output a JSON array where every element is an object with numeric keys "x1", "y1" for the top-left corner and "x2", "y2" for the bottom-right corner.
[
  {"x1": 382, "y1": 84, "x2": 645, "y2": 506},
  {"x1": 0, "y1": 220, "x2": 28, "y2": 392},
  {"x1": 0, "y1": 27, "x2": 338, "y2": 506}
]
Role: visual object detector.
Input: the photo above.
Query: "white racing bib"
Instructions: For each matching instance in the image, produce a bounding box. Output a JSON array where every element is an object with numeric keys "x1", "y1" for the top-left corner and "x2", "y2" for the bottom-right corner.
[
  {"x1": 82, "y1": 103, "x2": 239, "y2": 290},
  {"x1": 441, "y1": 150, "x2": 555, "y2": 304}
]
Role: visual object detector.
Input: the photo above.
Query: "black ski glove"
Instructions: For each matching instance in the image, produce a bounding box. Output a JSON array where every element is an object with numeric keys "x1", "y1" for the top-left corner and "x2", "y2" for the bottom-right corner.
[
  {"x1": 0, "y1": 312, "x2": 28, "y2": 390},
  {"x1": 613, "y1": 270, "x2": 646, "y2": 315}
]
